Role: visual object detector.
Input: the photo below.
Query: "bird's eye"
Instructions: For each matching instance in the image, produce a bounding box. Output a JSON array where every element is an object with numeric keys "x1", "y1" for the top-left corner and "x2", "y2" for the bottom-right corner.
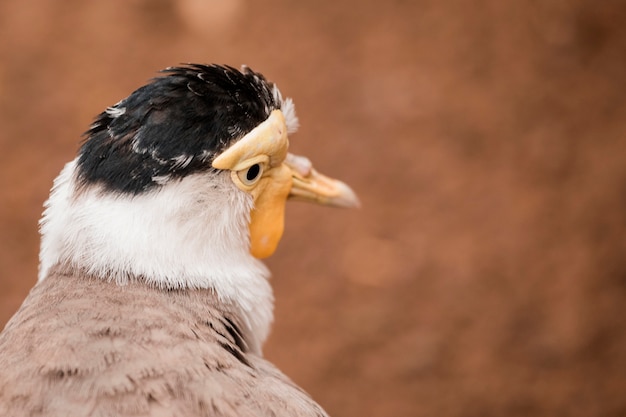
[{"x1": 237, "y1": 163, "x2": 263, "y2": 186}]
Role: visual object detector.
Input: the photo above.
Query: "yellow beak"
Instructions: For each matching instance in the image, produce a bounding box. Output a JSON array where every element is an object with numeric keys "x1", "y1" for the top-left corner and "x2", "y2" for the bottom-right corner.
[{"x1": 285, "y1": 153, "x2": 360, "y2": 208}]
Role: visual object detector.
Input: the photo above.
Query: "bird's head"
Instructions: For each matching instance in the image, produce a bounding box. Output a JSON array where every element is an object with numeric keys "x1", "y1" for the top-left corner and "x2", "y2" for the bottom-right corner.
[
  {"x1": 211, "y1": 108, "x2": 359, "y2": 258},
  {"x1": 38, "y1": 65, "x2": 357, "y2": 340}
]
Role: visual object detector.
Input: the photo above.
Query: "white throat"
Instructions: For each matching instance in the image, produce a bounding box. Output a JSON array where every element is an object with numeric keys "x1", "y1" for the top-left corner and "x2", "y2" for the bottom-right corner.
[{"x1": 38, "y1": 159, "x2": 274, "y2": 347}]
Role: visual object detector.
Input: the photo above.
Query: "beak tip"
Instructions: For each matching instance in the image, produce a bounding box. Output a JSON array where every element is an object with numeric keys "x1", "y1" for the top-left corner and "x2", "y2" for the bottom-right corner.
[{"x1": 332, "y1": 181, "x2": 361, "y2": 209}]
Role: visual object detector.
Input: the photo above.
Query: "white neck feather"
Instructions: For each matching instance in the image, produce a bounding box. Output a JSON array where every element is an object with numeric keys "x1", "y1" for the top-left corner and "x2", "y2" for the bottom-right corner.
[{"x1": 38, "y1": 159, "x2": 273, "y2": 348}]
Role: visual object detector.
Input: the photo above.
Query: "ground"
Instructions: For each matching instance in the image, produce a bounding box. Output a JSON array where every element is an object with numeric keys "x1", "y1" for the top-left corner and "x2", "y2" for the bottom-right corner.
[{"x1": 1, "y1": 1, "x2": 625, "y2": 416}]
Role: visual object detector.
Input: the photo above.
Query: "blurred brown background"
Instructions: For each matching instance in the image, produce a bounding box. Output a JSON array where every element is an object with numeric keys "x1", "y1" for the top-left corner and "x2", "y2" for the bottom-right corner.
[{"x1": 1, "y1": 0, "x2": 625, "y2": 416}]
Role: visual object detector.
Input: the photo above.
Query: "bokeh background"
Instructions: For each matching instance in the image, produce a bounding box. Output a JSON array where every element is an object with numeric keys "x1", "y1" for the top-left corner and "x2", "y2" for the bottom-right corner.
[{"x1": 1, "y1": 1, "x2": 625, "y2": 416}]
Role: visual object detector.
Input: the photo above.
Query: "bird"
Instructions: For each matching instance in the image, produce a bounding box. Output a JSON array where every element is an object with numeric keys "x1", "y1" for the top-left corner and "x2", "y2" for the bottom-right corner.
[{"x1": 0, "y1": 64, "x2": 359, "y2": 416}]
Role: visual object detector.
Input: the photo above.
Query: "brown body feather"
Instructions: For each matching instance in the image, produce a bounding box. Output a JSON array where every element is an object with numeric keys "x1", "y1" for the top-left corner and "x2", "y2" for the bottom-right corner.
[{"x1": 0, "y1": 266, "x2": 327, "y2": 417}]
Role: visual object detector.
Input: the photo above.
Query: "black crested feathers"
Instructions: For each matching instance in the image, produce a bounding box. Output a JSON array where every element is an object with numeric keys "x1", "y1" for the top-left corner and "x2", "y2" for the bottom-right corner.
[{"x1": 77, "y1": 64, "x2": 282, "y2": 194}]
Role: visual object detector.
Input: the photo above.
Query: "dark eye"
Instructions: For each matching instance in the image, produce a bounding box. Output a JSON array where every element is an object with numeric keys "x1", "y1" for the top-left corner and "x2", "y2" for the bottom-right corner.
[
  {"x1": 246, "y1": 164, "x2": 261, "y2": 182},
  {"x1": 237, "y1": 163, "x2": 263, "y2": 186}
]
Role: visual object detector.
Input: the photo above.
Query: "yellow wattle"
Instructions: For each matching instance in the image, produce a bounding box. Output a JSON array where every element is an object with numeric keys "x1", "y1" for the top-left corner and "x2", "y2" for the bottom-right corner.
[
  {"x1": 248, "y1": 165, "x2": 292, "y2": 258},
  {"x1": 249, "y1": 201, "x2": 286, "y2": 259}
]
